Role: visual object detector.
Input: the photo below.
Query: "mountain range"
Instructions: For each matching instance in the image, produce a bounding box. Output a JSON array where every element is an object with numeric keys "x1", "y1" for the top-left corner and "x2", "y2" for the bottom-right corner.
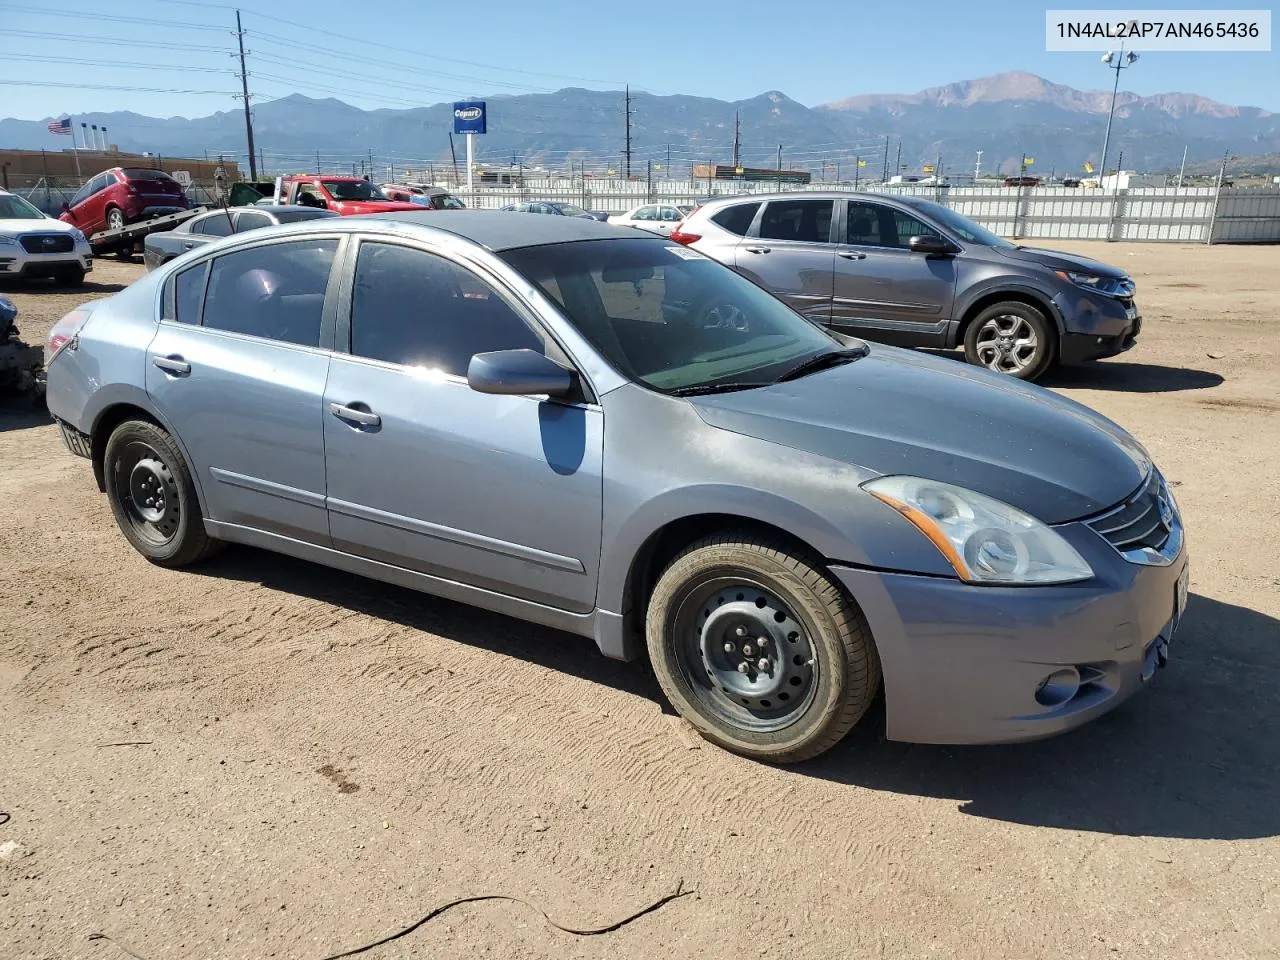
[{"x1": 4, "y1": 72, "x2": 1278, "y2": 178}]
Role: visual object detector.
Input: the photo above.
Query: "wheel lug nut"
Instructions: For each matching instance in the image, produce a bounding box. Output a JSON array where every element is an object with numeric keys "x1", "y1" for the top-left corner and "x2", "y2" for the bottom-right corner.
[
  {"x1": 757, "y1": 658, "x2": 771, "y2": 671},
  {"x1": 741, "y1": 644, "x2": 753, "y2": 657},
  {"x1": 723, "y1": 642, "x2": 735, "y2": 653},
  {"x1": 758, "y1": 636, "x2": 769, "y2": 647},
  {"x1": 736, "y1": 662, "x2": 750, "y2": 674},
  {"x1": 734, "y1": 626, "x2": 747, "y2": 637}
]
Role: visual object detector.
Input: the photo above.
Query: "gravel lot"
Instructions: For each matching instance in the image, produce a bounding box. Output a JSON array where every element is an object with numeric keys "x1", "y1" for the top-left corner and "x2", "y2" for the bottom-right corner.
[{"x1": 2, "y1": 244, "x2": 1278, "y2": 960}]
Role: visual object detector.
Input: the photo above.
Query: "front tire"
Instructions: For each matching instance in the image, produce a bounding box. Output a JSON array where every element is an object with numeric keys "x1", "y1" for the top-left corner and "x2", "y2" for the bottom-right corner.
[
  {"x1": 55, "y1": 266, "x2": 85, "y2": 287},
  {"x1": 103, "y1": 420, "x2": 221, "y2": 568},
  {"x1": 646, "y1": 533, "x2": 881, "y2": 763},
  {"x1": 963, "y1": 300, "x2": 1055, "y2": 381}
]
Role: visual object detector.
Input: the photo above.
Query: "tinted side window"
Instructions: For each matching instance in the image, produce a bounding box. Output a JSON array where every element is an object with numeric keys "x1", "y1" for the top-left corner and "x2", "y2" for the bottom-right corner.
[
  {"x1": 845, "y1": 201, "x2": 887, "y2": 246},
  {"x1": 758, "y1": 199, "x2": 833, "y2": 243},
  {"x1": 172, "y1": 261, "x2": 209, "y2": 325},
  {"x1": 234, "y1": 211, "x2": 272, "y2": 232},
  {"x1": 350, "y1": 242, "x2": 543, "y2": 376},
  {"x1": 886, "y1": 210, "x2": 942, "y2": 249},
  {"x1": 710, "y1": 202, "x2": 759, "y2": 236},
  {"x1": 194, "y1": 213, "x2": 234, "y2": 237},
  {"x1": 70, "y1": 182, "x2": 93, "y2": 206},
  {"x1": 201, "y1": 239, "x2": 337, "y2": 347}
]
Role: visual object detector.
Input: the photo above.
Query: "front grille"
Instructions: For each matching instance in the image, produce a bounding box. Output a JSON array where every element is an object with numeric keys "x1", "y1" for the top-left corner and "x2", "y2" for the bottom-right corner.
[
  {"x1": 20, "y1": 234, "x2": 74, "y2": 254},
  {"x1": 1087, "y1": 471, "x2": 1173, "y2": 554}
]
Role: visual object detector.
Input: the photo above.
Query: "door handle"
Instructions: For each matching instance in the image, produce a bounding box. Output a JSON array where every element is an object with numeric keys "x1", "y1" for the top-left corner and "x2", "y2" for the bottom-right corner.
[
  {"x1": 329, "y1": 402, "x2": 381, "y2": 428},
  {"x1": 744, "y1": 245, "x2": 772, "y2": 254},
  {"x1": 151, "y1": 354, "x2": 191, "y2": 376},
  {"x1": 838, "y1": 251, "x2": 867, "y2": 260}
]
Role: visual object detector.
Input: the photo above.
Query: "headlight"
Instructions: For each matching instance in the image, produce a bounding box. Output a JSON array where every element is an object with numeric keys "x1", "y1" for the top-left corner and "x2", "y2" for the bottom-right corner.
[
  {"x1": 863, "y1": 476, "x2": 1093, "y2": 585},
  {"x1": 1056, "y1": 270, "x2": 1132, "y2": 297},
  {"x1": 69, "y1": 228, "x2": 87, "y2": 243}
]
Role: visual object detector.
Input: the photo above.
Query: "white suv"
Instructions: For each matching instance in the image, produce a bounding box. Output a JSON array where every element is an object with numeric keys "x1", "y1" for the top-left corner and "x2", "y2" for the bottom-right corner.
[{"x1": 0, "y1": 189, "x2": 93, "y2": 286}]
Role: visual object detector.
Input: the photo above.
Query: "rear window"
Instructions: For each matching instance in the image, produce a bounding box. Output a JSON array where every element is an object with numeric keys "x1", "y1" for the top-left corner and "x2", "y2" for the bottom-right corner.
[
  {"x1": 710, "y1": 202, "x2": 760, "y2": 236},
  {"x1": 122, "y1": 168, "x2": 178, "y2": 183}
]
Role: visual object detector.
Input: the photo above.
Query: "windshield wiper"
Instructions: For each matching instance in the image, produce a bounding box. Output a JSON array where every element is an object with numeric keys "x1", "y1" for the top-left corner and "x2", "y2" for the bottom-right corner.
[
  {"x1": 773, "y1": 347, "x2": 867, "y2": 383},
  {"x1": 668, "y1": 381, "x2": 774, "y2": 397}
]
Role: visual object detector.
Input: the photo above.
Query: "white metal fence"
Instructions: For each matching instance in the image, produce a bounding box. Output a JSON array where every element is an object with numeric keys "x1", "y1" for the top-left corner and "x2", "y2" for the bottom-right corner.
[{"x1": 451, "y1": 179, "x2": 1280, "y2": 244}]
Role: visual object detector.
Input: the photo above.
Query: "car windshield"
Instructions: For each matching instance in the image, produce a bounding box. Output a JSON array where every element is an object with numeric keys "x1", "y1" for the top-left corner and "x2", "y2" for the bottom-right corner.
[
  {"x1": 436, "y1": 194, "x2": 466, "y2": 209},
  {"x1": 0, "y1": 194, "x2": 46, "y2": 219},
  {"x1": 501, "y1": 238, "x2": 845, "y2": 393},
  {"x1": 321, "y1": 180, "x2": 388, "y2": 201},
  {"x1": 550, "y1": 203, "x2": 588, "y2": 217},
  {"x1": 907, "y1": 199, "x2": 1013, "y2": 248}
]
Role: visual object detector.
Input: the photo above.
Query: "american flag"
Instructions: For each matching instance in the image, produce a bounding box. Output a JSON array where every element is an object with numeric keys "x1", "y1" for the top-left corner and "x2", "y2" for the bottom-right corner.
[{"x1": 47, "y1": 118, "x2": 72, "y2": 135}]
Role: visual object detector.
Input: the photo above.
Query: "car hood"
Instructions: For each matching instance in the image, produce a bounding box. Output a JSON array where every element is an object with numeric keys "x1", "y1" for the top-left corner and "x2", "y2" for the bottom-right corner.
[
  {"x1": 996, "y1": 244, "x2": 1127, "y2": 279},
  {"x1": 689, "y1": 346, "x2": 1149, "y2": 524},
  {"x1": 331, "y1": 200, "x2": 424, "y2": 214},
  {"x1": 0, "y1": 217, "x2": 80, "y2": 235}
]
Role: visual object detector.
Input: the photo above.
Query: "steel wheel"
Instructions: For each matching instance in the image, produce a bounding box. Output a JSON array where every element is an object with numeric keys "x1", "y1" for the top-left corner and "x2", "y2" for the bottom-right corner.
[
  {"x1": 112, "y1": 440, "x2": 182, "y2": 547},
  {"x1": 674, "y1": 577, "x2": 819, "y2": 732},
  {"x1": 974, "y1": 313, "x2": 1038, "y2": 374}
]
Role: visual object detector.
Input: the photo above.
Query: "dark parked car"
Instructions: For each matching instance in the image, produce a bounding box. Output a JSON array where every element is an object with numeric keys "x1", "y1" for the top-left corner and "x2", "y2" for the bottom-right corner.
[
  {"x1": 59, "y1": 167, "x2": 189, "y2": 239},
  {"x1": 501, "y1": 201, "x2": 608, "y2": 221},
  {"x1": 142, "y1": 205, "x2": 338, "y2": 271},
  {"x1": 674, "y1": 192, "x2": 1139, "y2": 381},
  {"x1": 380, "y1": 185, "x2": 467, "y2": 210},
  {"x1": 44, "y1": 213, "x2": 1186, "y2": 762}
]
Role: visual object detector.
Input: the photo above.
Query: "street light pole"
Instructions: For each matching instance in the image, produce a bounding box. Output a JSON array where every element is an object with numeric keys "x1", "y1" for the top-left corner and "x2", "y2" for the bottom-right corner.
[{"x1": 1098, "y1": 43, "x2": 1139, "y2": 187}]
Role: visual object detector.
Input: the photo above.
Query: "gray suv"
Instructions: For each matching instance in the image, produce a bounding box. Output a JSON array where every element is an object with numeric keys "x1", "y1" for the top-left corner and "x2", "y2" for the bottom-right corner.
[{"x1": 675, "y1": 192, "x2": 1140, "y2": 381}]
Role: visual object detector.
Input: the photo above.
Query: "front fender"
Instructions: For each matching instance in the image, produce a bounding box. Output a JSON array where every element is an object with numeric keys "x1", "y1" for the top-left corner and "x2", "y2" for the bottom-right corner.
[{"x1": 954, "y1": 278, "x2": 1066, "y2": 335}]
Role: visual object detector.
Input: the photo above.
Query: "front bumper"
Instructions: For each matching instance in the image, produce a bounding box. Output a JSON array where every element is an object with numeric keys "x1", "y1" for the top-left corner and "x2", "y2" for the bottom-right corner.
[
  {"x1": 0, "y1": 248, "x2": 93, "y2": 278},
  {"x1": 1055, "y1": 286, "x2": 1141, "y2": 364},
  {"x1": 831, "y1": 517, "x2": 1187, "y2": 745}
]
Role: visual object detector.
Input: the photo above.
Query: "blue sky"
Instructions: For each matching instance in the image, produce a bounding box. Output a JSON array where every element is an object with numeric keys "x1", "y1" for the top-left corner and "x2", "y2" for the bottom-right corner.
[{"x1": 4, "y1": 0, "x2": 1277, "y2": 120}]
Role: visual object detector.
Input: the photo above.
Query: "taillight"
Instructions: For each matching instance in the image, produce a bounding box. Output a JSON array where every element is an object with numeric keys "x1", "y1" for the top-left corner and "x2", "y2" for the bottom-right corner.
[
  {"x1": 46, "y1": 308, "x2": 92, "y2": 365},
  {"x1": 670, "y1": 228, "x2": 702, "y2": 245}
]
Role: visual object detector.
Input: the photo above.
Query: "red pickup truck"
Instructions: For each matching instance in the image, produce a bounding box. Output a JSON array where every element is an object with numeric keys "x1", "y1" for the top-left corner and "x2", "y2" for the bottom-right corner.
[{"x1": 279, "y1": 176, "x2": 422, "y2": 215}]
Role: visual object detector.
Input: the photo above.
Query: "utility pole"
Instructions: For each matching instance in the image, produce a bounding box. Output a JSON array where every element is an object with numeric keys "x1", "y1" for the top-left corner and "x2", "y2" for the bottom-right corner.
[
  {"x1": 1099, "y1": 43, "x2": 1139, "y2": 189},
  {"x1": 624, "y1": 85, "x2": 633, "y2": 179},
  {"x1": 732, "y1": 111, "x2": 741, "y2": 169},
  {"x1": 1207, "y1": 148, "x2": 1229, "y2": 244},
  {"x1": 881, "y1": 136, "x2": 889, "y2": 182},
  {"x1": 1177, "y1": 144, "x2": 1188, "y2": 189},
  {"x1": 449, "y1": 133, "x2": 459, "y2": 186},
  {"x1": 647, "y1": 158, "x2": 653, "y2": 200},
  {"x1": 894, "y1": 140, "x2": 902, "y2": 177},
  {"x1": 367, "y1": 148, "x2": 373, "y2": 180},
  {"x1": 777, "y1": 144, "x2": 782, "y2": 189},
  {"x1": 974, "y1": 149, "x2": 983, "y2": 182},
  {"x1": 235, "y1": 10, "x2": 258, "y2": 179},
  {"x1": 853, "y1": 157, "x2": 859, "y2": 190},
  {"x1": 315, "y1": 149, "x2": 320, "y2": 175}
]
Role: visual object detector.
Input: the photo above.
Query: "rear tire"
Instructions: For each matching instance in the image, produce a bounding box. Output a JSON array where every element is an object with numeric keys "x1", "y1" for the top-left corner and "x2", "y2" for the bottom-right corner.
[
  {"x1": 645, "y1": 532, "x2": 881, "y2": 763},
  {"x1": 963, "y1": 300, "x2": 1055, "y2": 381},
  {"x1": 106, "y1": 206, "x2": 126, "y2": 232},
  {"x1": 103, "y1": 420, "x2": 222, "y2": 568}
]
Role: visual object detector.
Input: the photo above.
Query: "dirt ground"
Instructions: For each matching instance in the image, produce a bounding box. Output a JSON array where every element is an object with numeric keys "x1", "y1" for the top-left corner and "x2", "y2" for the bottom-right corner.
[{"x1": 1, "y1": 243, "x2": 1278, "y2": 960}]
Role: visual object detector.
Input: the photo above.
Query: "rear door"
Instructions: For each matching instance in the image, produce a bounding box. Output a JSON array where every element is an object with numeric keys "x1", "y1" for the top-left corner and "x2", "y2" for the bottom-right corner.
[
  {"x1": 732, "y1": 197, "x2": 835, "y2": 324},
  {"x1": 322, "y1": 238, "x2": 604, "y2": 612},
  {"x1": 830, "y1": 200, "x2": 957, "y2": 345},
  {"x1": 145, "y1": 235, "x2": 342, "y2": 544}
]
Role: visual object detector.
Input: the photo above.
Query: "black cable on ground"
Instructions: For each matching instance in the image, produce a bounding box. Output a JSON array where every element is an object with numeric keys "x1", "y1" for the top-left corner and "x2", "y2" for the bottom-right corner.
[{"x1": 319, "y1": 881, "x2": 693, "y2": 959}]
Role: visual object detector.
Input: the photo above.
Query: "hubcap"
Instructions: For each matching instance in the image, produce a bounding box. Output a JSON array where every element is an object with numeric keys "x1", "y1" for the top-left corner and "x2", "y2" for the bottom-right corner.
[
  {"x1": 114, "y1": 442, "x2": 181, "y2": 545},
  {"x1": 677, "y1": 579, "x2": 818, "y2": 732},
  {"x1": 975, "y1": 314, "x2": 1038, "y2": 373}
]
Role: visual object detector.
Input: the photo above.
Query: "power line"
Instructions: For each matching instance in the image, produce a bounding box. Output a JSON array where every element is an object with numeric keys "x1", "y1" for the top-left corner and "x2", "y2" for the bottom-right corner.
[
  {"x1": 9, "y1": 6, "x2": 228, "y2": 31},
  {"x1": 0, "y1": 79, "x2": 234, "y2": 95},
  {"x1": 2, "y1": 28, "x2": 235, "y2": 52},
  {"x1": 1, "y1": 53, "x2": 234, "y2": 75}
]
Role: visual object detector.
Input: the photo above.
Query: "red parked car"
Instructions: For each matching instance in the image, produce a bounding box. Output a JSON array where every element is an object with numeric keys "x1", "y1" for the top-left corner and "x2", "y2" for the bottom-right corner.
[
  {"x1": 279, "y1": 176, "x2": 421, "y2": 215},
  {"x1": 59, "y1": 167, "x2": 189, "y2": 238}
]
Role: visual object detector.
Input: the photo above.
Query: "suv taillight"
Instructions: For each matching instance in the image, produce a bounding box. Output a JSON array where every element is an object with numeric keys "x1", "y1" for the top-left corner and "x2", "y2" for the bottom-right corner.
[
  {"x1": 46, "y1": 308, "x2": 92, "y2": 366},
  {"x1": 670, "y1": 228, "x2": 701, "y2": 245}
]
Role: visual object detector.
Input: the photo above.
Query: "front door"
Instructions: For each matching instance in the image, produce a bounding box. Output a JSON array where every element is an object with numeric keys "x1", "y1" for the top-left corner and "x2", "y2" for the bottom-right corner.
[
  {"x1": 830, "y1": 200, "x2": 957, "y2": 345},
  {"x1": 322, "y1": 239, "x2": 604, "y2": 612},
  {"x1": 145, "y1": 236, "x2": 341, "y2": 544},
  {"x1": 732, "y1": 197, "x2": 835, "y2": 324}
]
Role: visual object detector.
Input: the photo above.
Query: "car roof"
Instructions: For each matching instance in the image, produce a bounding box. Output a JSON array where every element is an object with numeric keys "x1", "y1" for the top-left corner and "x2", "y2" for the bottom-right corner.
[
  {"x1": 362, "y1": 210, "x2": 642, "y2": 250},
  {"x1": 694, "y1": 190, "x2": 937, "y2": 210}
]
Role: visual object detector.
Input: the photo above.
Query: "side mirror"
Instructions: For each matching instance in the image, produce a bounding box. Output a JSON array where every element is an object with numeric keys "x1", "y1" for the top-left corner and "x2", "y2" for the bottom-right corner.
[
  {"x1": 908, "y1": 235, "x2": 953, "y2": 256},
  {"x1": 317, "y1": 199, "x2": 328, "y2": 209},
  {"x1": 468, "y1": 349, "x2": 574, "y2": 398}
]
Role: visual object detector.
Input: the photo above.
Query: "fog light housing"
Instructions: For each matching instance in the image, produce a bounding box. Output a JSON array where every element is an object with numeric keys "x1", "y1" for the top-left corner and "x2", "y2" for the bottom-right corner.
[{"x1": 1035, "y1": 667, "x2": 1081, "y2": 706}]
